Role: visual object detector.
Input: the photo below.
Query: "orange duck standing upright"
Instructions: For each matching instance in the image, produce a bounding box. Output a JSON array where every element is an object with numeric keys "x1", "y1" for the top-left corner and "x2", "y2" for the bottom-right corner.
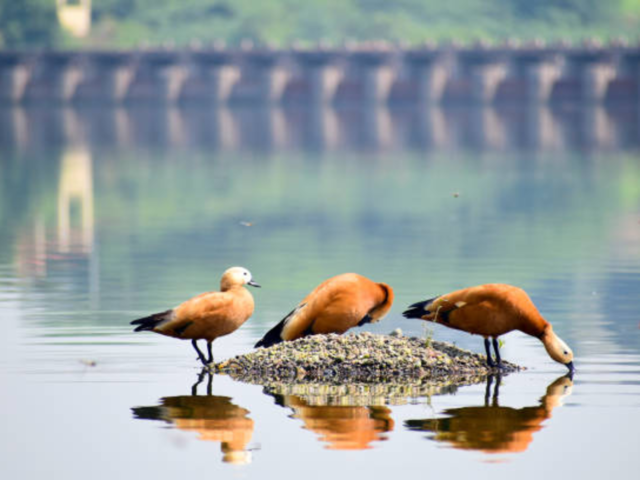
[{"x1": 131, "y1": 266, "x2": 260, "y2": 365}]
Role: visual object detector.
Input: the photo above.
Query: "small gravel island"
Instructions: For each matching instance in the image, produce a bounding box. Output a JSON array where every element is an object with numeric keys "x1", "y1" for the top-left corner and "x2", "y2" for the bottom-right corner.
[{"x1": 215, "y1": 332, "x2": 522, "y2": 388}]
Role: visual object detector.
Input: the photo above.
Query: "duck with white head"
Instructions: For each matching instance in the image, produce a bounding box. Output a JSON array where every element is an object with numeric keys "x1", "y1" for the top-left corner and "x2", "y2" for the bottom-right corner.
[
  {"x1": 403, "y1": 283, "x2": 574, "y2": 374},
  {"x1": 131, "y1": 266, "x2": 260, "y2": 365}
]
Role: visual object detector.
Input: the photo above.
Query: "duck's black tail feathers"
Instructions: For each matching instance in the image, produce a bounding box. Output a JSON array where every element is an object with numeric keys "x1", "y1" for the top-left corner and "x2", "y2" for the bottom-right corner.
[
  {"x1": 402, "y1": 297, "x2": 438, "y2": 319},
  {"x1": 254, "y1": 317, "x2": 286, "y2": 348},
  {"x1": 131, "y1": 309, "x2": 173, "y2": 332},
  {"x1": 255, "y1": 303, "x2": 306, "y2": 348}
]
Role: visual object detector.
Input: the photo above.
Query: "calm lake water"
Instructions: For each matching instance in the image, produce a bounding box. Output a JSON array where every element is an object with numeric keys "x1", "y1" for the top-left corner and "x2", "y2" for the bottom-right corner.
[{"x1": 1, "y1": 104, "x2": 639, "y2": 479}]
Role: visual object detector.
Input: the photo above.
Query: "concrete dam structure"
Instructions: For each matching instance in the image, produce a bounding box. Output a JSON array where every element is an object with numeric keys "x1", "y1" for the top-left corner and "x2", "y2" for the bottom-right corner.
[{"x1": 0, "y1": 42, "x2": 639, "y2": 106}]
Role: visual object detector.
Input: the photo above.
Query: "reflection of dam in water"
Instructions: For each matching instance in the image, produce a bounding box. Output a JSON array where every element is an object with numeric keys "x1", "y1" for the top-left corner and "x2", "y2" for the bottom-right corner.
[{"x1": 0, "y1": 105, "x2": 637, "y2": 153}]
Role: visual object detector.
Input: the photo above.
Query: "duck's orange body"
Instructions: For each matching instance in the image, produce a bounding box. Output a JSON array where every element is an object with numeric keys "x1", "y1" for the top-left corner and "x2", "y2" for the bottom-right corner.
[
  {"x1": 255, "y1": 273, "x2": 393, "y2": 348},
  {"x1": 403, "y1": 284, "x2": 574, "y2": 372},
  {"x1": 131, "y1": 267, "x2": 260, "y2": 365},
  {"x1": 163, "y1": 287, "x2": 255, "y2": 342},
  {"x1": 405, "y1": 284, "x2": 547, "y2": 338}
]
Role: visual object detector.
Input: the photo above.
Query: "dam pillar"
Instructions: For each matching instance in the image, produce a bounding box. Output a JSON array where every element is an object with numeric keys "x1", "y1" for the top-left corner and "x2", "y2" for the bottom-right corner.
[
  {"x1": 242, "y1": 50, "x2": 290, "y2": 104},
  {"x1": 459, "y1": 48, "x2": 508, "y2": 104},
  {"x1": 139, "y1": 51, "x2": 188, "y2": 103},
  {"x1": 189, "y1": 50, "x2": 241, "y2": 104},
  {"x1": 87, "y1": 52, "x2": 136, "y2": 103},
  {"x1": 510, "y1": 47, "x2": 561, "y2": 103},
  {"x1": 350, "y1": 49, "x2": 398, "y2": 104},
  {"x1": 566, "y1": 47, "x2": 616, "y2": 103},
  {"x1": 294, "y1": 50, "x2": 344, "y2": 105},
  {"x1": 405, "y1": 47, "x2": 449, "y2": 104},
  {"x1": 39, "y1": 52, "x2": 85, "y2": 103},
  {"x1": 0, "y1": 53, "x2": 34, "y2": 103}
]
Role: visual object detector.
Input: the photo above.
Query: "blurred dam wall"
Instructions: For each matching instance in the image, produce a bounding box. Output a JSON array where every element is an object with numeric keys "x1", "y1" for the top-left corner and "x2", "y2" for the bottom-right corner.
[{"x1": 1, "y1": 42, "x2": 639, "y2": 106}]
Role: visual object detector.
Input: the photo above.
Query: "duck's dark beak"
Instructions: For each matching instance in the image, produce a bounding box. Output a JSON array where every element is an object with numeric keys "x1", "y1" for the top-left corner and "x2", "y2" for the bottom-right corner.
[
  {"x1": 565, "y1": 361, "x2": 575, "y2": 374},
  {"x1": 248, "y1": 280, "x2": 261, "y2": 288}
]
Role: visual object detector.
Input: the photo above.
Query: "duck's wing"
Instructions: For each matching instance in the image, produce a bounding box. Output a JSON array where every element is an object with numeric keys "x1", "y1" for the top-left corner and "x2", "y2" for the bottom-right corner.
[
  {"x1": 152, "y1": 292, "x2": 234, "y2": 337},
  {"x1": 404, "y1": 284, "x2": 499, "y2": 319}
]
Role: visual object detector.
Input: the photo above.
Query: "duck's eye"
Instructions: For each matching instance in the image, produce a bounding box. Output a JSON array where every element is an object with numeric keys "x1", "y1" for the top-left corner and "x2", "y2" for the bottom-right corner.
[
  {"x1": 563, "y1": 351, "x2": 568, "y2": 355},
  {"x1": 243, "y1": 272, "x2": 248, "y2": 276}
]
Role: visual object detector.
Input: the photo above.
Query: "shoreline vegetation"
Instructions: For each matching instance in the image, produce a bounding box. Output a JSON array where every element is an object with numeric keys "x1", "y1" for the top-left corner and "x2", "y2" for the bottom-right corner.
[
  {"x1": 215, "y1": 332, "x2": 522, "y2": 389},
  {"x1": 1, "y1": 1, "x2": 640, "y2": 50}
]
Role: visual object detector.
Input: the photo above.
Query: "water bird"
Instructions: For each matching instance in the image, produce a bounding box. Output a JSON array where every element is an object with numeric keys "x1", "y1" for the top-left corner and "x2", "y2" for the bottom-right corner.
[
  {"x1": 402, "y1": 284, "x2": 574, "y2": 372},
  {"x1": 131, "y1": 266, "x2": 260, "y2": 365},
  {"x1": 255, "y1": 273, "x2": 394, "y2": 348}
]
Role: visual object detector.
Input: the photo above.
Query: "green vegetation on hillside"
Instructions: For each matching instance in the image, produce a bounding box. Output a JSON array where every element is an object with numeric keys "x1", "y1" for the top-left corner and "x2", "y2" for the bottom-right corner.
[
  {"x1": 0, "y1": 0, "x2": 61, "y2": 48},
  {"x1": 0, "y1": 0, "x2": 639, "y2": 49}
]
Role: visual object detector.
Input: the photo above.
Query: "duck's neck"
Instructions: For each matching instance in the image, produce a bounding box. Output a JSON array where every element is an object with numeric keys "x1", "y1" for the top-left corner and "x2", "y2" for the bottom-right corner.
[
  {"x1": 368, "y1": 282, "x2": 394, "y2": 320},
  {"x1": 221, "y1": 282, "x2": 243, "y2": 292},
  {"x1": 521, "y1": 315, "x2": 550, "y2": 340}
]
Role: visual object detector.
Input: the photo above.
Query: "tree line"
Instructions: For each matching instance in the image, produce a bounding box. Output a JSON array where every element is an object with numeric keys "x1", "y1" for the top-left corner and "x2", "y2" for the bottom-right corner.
[{"x1": 1, "y1": 0, "x2": 639, "y2": 49}]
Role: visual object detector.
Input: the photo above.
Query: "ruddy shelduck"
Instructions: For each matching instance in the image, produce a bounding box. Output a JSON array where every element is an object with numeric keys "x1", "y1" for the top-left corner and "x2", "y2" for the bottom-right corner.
[
  {"x1": 131, "y1": 266, "x2": 260, "y2": 365},
  {"x1": 255, "y1": 273, "x2": 394, "y2": 348},
  {"x1": 403, "y1": 283, "x2": 574, "y2": 373}
]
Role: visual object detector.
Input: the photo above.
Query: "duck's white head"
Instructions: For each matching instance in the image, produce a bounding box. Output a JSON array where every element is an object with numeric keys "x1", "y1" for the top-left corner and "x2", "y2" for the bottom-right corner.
[
  {"x1": 220, "y1": 267, "x2": 260, "y2": 291},
  {"x1": 541, "y1": 327, "x2": 574, "y2": 373}
]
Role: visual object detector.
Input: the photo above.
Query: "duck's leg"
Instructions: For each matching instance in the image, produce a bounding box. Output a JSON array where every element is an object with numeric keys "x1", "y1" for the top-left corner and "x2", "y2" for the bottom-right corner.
[
  {"x1": 492, "y1": 337, "x2": 503, "y2": 368},
  {"x1": 484, "y1": 338, "x2": 496, "y2": 367},
  {"x1": 492, "y1": 372, "x2": 502, "y2": 405},
  {"x1": 484, "y1": 375, "x2": 494, "y2": 405},
  {"x1": 206, "y1": 341, "x2": 214, "y2": 365},
  {"x1": 192, "y1": 339, "x2": 209, "y2": 365},
  {"x1": 192, "y1": 368, "x2": 207, "y2": 395},
  {"x1": 206, "y1": 369, "x2": 213, "y2": 395}
]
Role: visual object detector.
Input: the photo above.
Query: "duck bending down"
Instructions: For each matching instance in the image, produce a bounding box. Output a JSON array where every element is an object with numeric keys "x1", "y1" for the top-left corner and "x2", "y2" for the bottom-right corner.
[
  {"x1": 255, "y1": 273, "x2": 394, "y2": 348},
  {"x1": 402, "y1": 283, "x2": 574, "y2": 373},
  {"x1": 131, "y1": 267, "x2": 260, "y2": 366}
]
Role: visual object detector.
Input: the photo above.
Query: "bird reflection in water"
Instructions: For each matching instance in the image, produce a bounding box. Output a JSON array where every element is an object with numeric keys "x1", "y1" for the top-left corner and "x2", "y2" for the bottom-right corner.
[
  {"x1": 405, "y1": 374, "x2": 573, "y2": 455},
  {"x1": 271, "y1": 393, "x2": 394, "y2": 450},
  {"x1": 131, "y1": 370, "x2": 255, "y2": 464}
]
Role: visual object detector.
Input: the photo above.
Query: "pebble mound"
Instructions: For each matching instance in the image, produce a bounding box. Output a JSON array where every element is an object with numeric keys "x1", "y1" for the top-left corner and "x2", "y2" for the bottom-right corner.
[{"x1": 216, "y1": 332, "x2": 522, "y2": 385}]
